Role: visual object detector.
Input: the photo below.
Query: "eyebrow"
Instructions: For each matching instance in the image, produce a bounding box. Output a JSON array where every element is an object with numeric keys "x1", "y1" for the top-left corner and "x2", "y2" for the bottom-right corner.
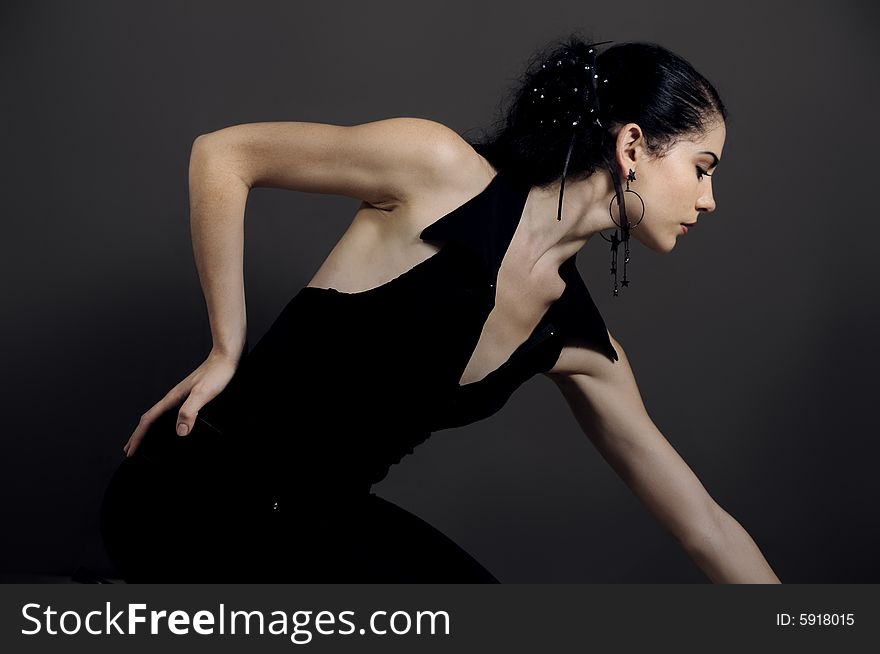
[{"x1": 699, "y1": 151, "x2": 720, "y2": 169}]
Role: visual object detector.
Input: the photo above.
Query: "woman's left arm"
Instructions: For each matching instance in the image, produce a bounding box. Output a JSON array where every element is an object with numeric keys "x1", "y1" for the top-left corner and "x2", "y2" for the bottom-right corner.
[{"x1": 544, "y1": 334, "x2": 781, "y2": 584}]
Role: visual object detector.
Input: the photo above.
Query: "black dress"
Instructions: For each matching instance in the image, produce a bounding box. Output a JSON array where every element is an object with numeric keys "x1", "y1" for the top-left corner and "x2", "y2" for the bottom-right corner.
[{"x1": 99, "y1": 168, "x2": 619, "y2": 583}]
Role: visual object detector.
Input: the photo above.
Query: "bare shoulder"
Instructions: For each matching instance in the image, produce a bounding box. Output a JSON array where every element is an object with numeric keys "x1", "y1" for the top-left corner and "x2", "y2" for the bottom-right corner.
[
  {"x1": 543, "y1": 331, "x2": 626, "y2": 381},
  {"x1": 542, "y1": 332, "x2": 653, "y2": 434},
  {"x1": 365, "y1": 117, "x2": 487, "y2": 204},
  {"x1": 382, "y1": 123, "x2": 496, "y2": 238},
  {"x1": 303, "y1": 119, "x2": 492, "y2": 292}
]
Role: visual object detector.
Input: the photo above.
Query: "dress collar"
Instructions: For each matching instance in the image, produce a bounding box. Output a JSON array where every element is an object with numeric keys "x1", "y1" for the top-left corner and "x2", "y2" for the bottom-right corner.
[
  {"x1": 419, "y1": 168, "x2": 618, "y2": 363},
  {"x1": 419, "y1": 169, "x2": 527, "y2": 279}
]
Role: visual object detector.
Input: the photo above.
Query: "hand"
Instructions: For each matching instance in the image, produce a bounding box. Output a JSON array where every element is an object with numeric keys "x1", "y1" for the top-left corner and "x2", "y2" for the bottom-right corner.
[{"x1": 123, "y1": 349, "x2": 240, "y2": 458}]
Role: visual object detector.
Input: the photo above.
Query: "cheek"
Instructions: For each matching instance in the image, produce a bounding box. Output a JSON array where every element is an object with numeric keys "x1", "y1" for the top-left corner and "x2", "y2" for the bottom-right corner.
[
  {"x1": 646, "y1": 176, "x2": 693, "y2": 222},
  {"x1": 641, "y1": 179, "x2": 673, "y2": 223}
]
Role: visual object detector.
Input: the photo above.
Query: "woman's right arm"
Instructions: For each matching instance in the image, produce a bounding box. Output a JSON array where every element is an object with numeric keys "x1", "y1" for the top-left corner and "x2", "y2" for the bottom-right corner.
[
  {"x1": 190, "y1": 117, "x2": 476, "y2": 358},
  {"x1": 124, "y1": 118, "x2": 476, "y2": 456}
]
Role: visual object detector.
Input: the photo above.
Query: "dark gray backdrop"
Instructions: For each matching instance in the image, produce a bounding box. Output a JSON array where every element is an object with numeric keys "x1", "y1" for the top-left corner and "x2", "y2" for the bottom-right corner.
[{"x1": 1, "y1": 0, "x2": 877, "y2": 582}]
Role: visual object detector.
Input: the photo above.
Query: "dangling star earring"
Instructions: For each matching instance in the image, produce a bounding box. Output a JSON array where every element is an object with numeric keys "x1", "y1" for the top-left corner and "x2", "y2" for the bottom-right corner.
[{"x1": 601, "y1": 167, "x2": 645, "y2": 296}]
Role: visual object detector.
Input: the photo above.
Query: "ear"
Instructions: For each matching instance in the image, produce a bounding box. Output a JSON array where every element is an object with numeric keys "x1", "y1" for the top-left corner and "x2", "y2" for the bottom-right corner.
[{"x1": 613, "y1": 123, "x2": 646, "y2": 178}]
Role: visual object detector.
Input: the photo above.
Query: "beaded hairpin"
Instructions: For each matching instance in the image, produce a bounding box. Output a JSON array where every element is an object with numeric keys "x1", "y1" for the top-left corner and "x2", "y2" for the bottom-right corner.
[{"x1": 531, "y1": 40, "x2": 639, "y2": 296}]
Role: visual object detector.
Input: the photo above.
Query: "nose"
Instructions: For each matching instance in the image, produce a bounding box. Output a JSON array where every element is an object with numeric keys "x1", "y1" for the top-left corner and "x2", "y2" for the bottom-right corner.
[{"x1": 696, "y1": 187, "x2": 716, "y2": 213}]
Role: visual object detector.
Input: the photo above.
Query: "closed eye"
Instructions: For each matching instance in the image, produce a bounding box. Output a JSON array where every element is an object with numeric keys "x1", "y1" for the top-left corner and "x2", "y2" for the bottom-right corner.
[{"x1": 696, "y1": 166, "x2": 713, "y2": 181}]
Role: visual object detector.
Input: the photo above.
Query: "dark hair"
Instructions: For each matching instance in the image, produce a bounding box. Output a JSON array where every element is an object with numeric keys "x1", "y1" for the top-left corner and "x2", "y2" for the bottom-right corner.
[{"x1": 464, "y1": 32, "x2": 727, "y2": 189}]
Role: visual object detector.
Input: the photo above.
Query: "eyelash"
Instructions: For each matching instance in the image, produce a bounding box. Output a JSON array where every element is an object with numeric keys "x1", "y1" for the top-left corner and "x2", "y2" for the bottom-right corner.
[{"x1": 696, "y1": 167, "x2": 713, "y2": 181}]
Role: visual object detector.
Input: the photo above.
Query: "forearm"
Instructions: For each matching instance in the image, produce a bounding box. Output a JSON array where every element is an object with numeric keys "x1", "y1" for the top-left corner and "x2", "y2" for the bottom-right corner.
[
  {"x1": 685, "y1": 507, "x2": 781, "y2": 584},
  {"x1": 188, "y1": 136, "x2": 250, "y2": 361}
]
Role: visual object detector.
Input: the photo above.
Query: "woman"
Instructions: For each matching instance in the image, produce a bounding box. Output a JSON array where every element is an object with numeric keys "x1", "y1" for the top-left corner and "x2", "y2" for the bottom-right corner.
[{"x1": 100, "y1": 36, "x2": 781, "y2": 583}]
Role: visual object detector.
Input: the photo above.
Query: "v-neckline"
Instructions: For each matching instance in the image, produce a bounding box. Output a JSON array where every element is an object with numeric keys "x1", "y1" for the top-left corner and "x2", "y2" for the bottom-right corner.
[
  {"x1": 421, "y1": 170, "x2": 564, "y2": 389},
  {"x1": 299, "y1": 167, "x2": 569, "y2": 389}
]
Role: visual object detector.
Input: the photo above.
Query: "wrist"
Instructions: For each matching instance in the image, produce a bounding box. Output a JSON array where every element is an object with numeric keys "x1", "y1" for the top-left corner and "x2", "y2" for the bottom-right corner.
[{"x1": 210, "y1": 343, "x2": 244, "y2": 364}]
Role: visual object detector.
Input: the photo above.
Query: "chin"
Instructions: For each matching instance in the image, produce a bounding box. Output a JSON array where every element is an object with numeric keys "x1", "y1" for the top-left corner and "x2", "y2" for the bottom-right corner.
[{"x1": 634, "y1": 231, "x2": 676, "y2": 254}]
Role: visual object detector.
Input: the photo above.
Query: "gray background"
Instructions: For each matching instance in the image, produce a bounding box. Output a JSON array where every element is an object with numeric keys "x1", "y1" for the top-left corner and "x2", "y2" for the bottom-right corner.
[{"x1": 1, "y1": 0, "x2": 877, "y2": 582}]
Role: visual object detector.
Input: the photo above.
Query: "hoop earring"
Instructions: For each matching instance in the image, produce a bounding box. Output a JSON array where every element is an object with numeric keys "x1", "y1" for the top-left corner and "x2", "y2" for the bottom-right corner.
[{"x1": 601, "y1": 168, "x2": 645, "y2": 296}]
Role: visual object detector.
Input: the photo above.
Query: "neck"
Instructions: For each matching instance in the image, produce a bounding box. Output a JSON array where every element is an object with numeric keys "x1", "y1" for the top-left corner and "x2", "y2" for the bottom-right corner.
[{"x1": 518, "y1": 168, "x2": 617, "y2": 269}]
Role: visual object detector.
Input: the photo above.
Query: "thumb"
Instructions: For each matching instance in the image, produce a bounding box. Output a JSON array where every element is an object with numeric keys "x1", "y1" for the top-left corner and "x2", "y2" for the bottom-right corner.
[{"x1": 176, "y1": 400, "x2": 200, "y2": 437}]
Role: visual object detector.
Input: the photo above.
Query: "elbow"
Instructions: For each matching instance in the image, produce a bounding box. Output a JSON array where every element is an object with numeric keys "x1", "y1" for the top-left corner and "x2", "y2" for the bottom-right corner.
[
  {"x1": 189, "y1": 132, "x2": 252, "y2": 190},
  {"x1": 192, "y1": 131, "x2": 223, "y2": 153},
  {"x1": 191, "y1": 128, "x2": 237, "y2": 156},
  {"x1": 190, "y1": 133, "x2": 219, "y2": 163},
  {"x1": 193, "y1": 124, "x2": 243, "y2": 149}
]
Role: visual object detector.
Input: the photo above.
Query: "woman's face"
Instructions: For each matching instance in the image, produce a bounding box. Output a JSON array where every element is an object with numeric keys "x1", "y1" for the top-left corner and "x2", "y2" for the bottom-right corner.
[{"x1": 619, "y1": 119, "x2": 726, "y2": 253}]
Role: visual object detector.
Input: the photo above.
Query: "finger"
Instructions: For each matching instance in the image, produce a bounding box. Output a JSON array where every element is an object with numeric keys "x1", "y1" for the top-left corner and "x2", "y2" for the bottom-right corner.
[
  {"x1": 124, "y1": 430, "x2": 143, "y2": 458},
  {"x1": 125, "y1": 412, "x2": 154, "y2": 456},
  {"x1": 126, "y1": 394, "x2": 179, "y2": 457},
  {"x1": 176, "y1": 391, "x2": 203, "y2": 437}
]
